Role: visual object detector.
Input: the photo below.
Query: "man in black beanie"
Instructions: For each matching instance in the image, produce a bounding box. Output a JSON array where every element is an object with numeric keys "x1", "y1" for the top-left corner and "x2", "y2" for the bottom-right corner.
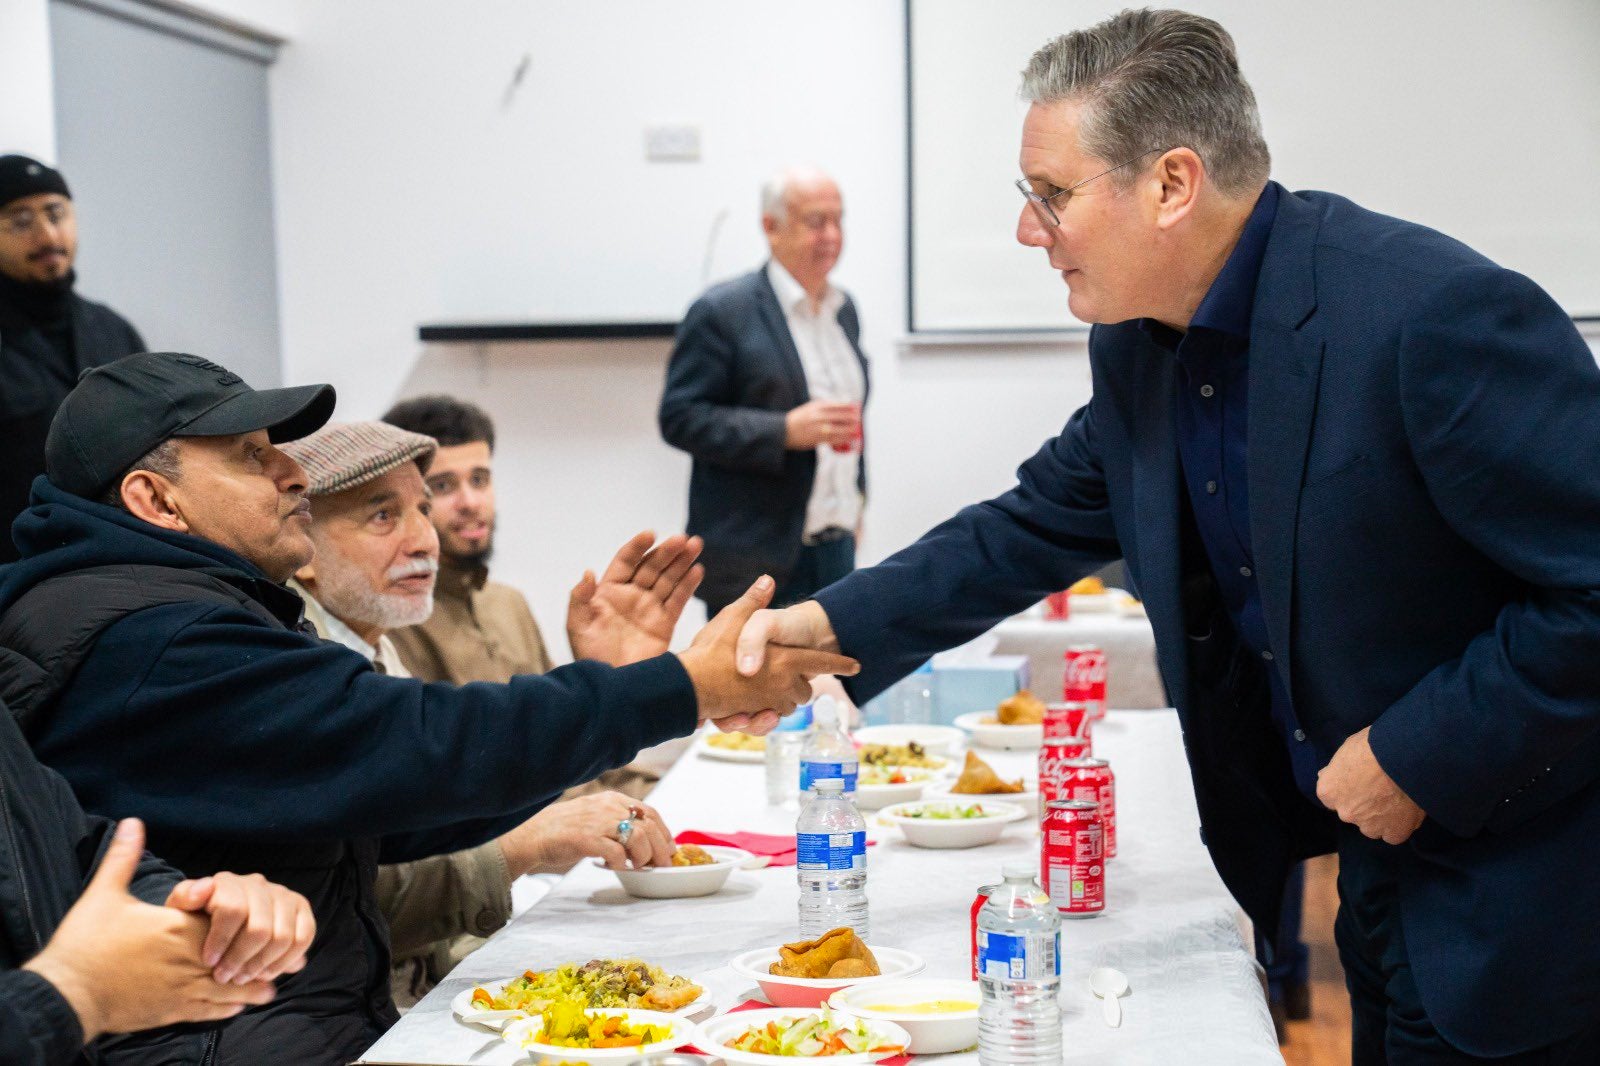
[{"x1": 0, "y1": 153, "x2": 145, "y2": 562}]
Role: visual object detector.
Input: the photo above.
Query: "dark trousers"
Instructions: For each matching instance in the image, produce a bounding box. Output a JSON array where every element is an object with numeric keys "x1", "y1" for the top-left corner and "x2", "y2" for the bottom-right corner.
[
  {"x1": 772, "y1": 531, "x2": 856, "y2": 609},
  {"x1": 1335, "y1": 830, "x2": 1600, "y2": 1065},
  {"x1": 1256, "y1": 860, "x2": 1309, "y2": 998}
]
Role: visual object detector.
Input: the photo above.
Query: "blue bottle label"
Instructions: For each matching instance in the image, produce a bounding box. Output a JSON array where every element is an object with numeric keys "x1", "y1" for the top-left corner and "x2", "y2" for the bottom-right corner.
[
  {"x1": 799, "y1": 759, "x2": 859, "y2": 793},
  {"x1": 977, "y1": 929, "x2": 1060, "y2": 981},
  {"x1": 796, "y1": 830, "x2": 866, "y2": 871}
]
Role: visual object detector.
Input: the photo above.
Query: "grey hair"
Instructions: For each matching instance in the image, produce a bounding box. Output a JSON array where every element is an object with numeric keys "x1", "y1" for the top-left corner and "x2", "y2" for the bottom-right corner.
[
  {"x1": 1020, "y1": 8, "x2": 1271, "y2": 198},
  {"x1": 759, "y1": 166, "x2": 833, "y2": 225},
  {"x1": 101, "y1": 439, "x2": 182, "y2": 509}
]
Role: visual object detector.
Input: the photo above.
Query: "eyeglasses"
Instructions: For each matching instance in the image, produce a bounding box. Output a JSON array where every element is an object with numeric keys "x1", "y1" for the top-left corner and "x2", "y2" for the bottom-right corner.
[
  {"x1": 0, "y1": 200, "x2": 72, "y2": 237},
  {"x1": 1015, "y1": 148, "x2": 1170, "y2": 227}
]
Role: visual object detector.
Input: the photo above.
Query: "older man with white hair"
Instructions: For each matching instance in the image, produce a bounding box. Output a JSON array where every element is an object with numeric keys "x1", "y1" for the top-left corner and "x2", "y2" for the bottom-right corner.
[
  {"x1": 659, "y1": 166, "x2": 870, "y2": 615},
  {"x1": 282, "y1": 421, "x2": 683, "y2": 1008}
]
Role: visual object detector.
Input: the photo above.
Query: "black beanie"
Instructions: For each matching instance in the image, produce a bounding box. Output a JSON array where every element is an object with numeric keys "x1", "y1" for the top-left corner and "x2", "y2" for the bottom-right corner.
[{"x1": 0, "y1": 155, "x2": 71, "y2": 212}]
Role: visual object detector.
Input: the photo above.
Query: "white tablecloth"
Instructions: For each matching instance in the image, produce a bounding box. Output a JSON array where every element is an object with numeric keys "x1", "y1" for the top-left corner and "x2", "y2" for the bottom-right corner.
[
  {"x1": 991, "y1": 612, "x2": 1166, "y2": 710},
  {"x1": 358, "y1": 711, "x2": 1278, "y2": 1065}
]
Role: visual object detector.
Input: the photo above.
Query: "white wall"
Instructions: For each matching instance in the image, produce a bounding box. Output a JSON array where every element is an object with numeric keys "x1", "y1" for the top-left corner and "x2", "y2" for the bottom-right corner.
[
  {"x1": 1, "y1": 0, "x2": 57, "y2": 159},
  {"x1": 265, "y1": 0, "x2": 1097, "y2": 653}
]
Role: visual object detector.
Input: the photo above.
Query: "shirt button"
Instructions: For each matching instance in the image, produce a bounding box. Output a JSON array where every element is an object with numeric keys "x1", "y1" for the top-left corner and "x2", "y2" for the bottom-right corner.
[
  {"x1": 1239, "y1": 565, "x2": 1253, "y2": 578},
  {"x1": 1199, "y1": 384, "x2": 1215, "y2": 398},
  {"x1": 1205, "y1": 480, "x2": 1218, "y2": 495},
  {"x1": 1294, "y1": 729, "x2": 1307, "y2": 742},
  {"x1": 1261, "y1": 650, "x2": 1274, "y2": 662}
]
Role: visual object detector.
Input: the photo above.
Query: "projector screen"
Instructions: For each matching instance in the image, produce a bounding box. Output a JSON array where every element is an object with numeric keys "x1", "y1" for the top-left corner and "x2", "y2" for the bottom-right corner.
[{"x1": 908, "y1": 0, "x2": 1600, "y2": 333}]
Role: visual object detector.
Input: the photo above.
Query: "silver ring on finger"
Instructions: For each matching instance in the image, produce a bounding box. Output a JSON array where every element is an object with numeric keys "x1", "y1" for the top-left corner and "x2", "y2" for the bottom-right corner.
[{"x1": 615, "y1": 818, "x2": 634, "y2": 847}]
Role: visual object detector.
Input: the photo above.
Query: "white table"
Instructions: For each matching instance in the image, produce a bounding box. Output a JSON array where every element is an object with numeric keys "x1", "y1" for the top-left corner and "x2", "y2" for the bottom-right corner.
[
  {"x1": 990, "y1": 611, "x2": 1166, "y2": 710},
  {"x1": 358, "y1": 711, "x2": 1279, "y2": 1065}
]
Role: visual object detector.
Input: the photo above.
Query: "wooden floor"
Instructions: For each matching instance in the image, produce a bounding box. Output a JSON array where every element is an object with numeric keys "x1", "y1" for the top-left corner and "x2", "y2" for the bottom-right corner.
[{"x1": 1280, "y1": 853, "x2": 1352, "y2": 1065}]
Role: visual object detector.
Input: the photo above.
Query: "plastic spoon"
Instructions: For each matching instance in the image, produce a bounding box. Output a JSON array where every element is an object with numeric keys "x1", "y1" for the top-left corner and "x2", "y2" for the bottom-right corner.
[{"x1": 1089, "y1": 966, "x2": 1130, "y2": 1027}]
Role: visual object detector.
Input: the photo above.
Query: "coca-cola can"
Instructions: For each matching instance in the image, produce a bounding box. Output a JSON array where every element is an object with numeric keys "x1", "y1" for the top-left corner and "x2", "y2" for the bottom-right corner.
[
  {"x1": 1044, "y1": 591, "x2": 1071, "y2": 620},
  {"x1": 1042, "y1": 799, "x2": 1104, "y2": 917},
  {"x1": 1061, "y1": 757, "x2": 1116, "y2": 858},
  {"x1": 1043, "y1": 700, "x2": 1093, "y2": 743},
  {"x1": 1039, "y1": 739, "x2": 1092, "y2": 808},
  {"x1": 1063, "y1": 645, "x2": 1108, "y2": 720},
  {"x1": 970, "y1": 881, "x2": 1002, "y2": 979}
]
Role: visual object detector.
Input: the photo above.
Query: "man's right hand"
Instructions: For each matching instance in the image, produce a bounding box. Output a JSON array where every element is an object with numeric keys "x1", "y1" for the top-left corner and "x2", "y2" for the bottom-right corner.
[
  {"x1": 784, "y1": 400, "x2": 861, "y2": 450},
  {"x1": 735, "y1": 599, "x2": 841, "y2": 675},
  {"x1": 23, "y1": 819, "x2": 278, "y2": 1044},
  {"x1": 678, "y1": 577, "x2": 857, "y2": 733}
]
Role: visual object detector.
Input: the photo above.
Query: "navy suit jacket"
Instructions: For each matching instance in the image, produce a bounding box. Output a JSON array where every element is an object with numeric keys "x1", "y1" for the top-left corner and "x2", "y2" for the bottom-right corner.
[
  {"x1": 659, "y1": 266, "x2": 868, "y2": 607},
  {"x1": 817, "y1": 188, "x2": 1600, "y2": 1056}
]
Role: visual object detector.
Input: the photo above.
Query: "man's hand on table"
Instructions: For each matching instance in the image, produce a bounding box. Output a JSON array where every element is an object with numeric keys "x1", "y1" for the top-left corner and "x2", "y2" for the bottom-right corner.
[
  {"x1": 498, "y1": 791, "x2": 675, "y2": 874},
  {"x1": 1316, "y1": 726, "x2": 1426, "y2": 844},
  {"x1": 678, "y1": 577, "x2": 857, "y2": 735},
  {"x1": 567, "y1": 530, "x2": 704, "y2": 666}
]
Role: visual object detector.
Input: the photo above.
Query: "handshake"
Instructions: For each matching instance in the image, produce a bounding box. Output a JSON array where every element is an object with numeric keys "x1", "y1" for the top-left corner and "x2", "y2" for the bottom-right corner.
[{"x1": 677, "y1": 578, "x2": 845, "y2": 735}]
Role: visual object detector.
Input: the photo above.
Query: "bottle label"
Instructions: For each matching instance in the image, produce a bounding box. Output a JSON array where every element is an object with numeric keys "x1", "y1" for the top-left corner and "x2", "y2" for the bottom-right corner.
[
  {"x1": 796, "y1": 830, "x2": 866, "y2": 871},
  {"x1": 799, "y1": 759, "x2": 859, "y2": 793},
  {"x1": 977, "y1": 929, "x2": 1060, "y2": 981}
]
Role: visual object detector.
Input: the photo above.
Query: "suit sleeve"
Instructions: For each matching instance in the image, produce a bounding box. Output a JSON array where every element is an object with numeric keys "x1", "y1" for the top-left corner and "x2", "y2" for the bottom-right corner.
[
  {"x1": 816, "y1": 387, "x2": 1123, "y2": 702},
  {"x1": 0, "y1": 970, "x2": 85, "y2": 1066},
  {"x1": 1367, "y1": 264, "x2": 1600, "y2": 837},
  {"x1": 44, "y1": 607, "x2": 699, "y2": 851},
  {"x1": 658, "y1": 294, "x2": 790, "y2": 476},
  {"x1": 375, "y1": 844, "x2": 512, "y2": 958}
]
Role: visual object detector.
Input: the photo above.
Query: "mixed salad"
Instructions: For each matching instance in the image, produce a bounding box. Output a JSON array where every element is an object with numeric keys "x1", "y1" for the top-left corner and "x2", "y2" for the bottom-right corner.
[
  {"x1": 858, "y1": 764, "x2": 933, "y2": 787},
  {"x1": 898, "y1": 803, "x2": 991, "y2": 820},
  {"x1": 470, "y1": 958, "x2": 701, "y2": 1013},
  {"x1": 519, "y1": 1003, "x2": 673, "y2": 1050},
  {"x1": 724, "y1": 1010, "x2": 907, "y2": 1057}
]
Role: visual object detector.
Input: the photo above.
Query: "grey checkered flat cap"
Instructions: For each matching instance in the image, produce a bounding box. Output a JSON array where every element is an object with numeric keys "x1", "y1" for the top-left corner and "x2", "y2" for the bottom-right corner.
[{"x1": 280, "y1": 420, "x2": 437, "y2": 496}]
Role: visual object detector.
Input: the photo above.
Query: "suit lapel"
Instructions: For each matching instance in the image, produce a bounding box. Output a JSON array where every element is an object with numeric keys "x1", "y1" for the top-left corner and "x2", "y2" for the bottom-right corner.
[
  {"x1": 1247, "y1": 188, "x2": 1324, "y2": 693},
  {"x1": 1128, "y1": 334, "x2": 1188, "y2": 707},
  {"x1": 753, "y1": 266, "x2": 809, "y2": 402}
]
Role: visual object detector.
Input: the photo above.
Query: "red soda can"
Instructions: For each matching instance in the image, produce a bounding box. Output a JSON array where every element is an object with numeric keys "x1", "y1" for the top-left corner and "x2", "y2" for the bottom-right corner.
[
  {"x1": 1063, "y1": 644, "x2": 1108, "y2": 720},
  {"x1": 1043, "y1": 700, "x2": 1093, "y2": 743},
  {"x1": 970, "y1": 881, "x2": 1002, "y2": 979},
  {"x1": 1044, "y1": 591, "x2": 1071, "y2": 620},
  {"x1": 1061, "y1": 757, "x2": 1116, "y2": 858},
  {"x1": 1039, "y1": 703, "x2": 1092, "y2": 808},
  {"x1": 1042, "y1": 799, "x2": 1104, "y2": 917}
]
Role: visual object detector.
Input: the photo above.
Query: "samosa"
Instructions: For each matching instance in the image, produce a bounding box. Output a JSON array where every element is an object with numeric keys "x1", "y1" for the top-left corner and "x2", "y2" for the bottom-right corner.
[{"x1": 769, "y1": 927, "x2": 880, "y2": 978}]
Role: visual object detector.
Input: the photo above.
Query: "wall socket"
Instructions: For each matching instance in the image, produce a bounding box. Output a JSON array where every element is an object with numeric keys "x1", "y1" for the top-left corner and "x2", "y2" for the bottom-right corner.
[{"x1": 645, "y1": 125, "x2": 701, "y2": 162}]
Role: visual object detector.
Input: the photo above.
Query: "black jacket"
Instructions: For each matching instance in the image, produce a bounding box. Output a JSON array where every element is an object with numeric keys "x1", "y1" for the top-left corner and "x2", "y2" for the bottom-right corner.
[
  {"x1": 0, "y1": 698, "x2": 184, "y2": 1066},
  {"x1": 659, "y1": 265, "x2": 868, "y2": 608},
  {"x1": 0, "y1": 479, "x2": 700, "y2": 1065},
  {"x1": 0, "y1": 283, "x2": 144, "y2": 562}
]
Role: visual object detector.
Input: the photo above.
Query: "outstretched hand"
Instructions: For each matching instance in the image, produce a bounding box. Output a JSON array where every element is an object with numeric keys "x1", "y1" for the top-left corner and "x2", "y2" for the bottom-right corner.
[
  {"x1": 678, "y1": 577, "x2": 857, "y2": 734},
  {"x1": 568, "y1": 530, "x2": 704, "y2": 666}
]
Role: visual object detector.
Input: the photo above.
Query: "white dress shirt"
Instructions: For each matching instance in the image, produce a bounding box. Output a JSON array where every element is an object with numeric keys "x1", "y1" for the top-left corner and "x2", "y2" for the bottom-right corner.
[
  {"x1": 289, "y1": 578, "x2": 412, "y2": 678},
  {"x1": 766, "y1": 260, "x2": 865, "y2": 539}
]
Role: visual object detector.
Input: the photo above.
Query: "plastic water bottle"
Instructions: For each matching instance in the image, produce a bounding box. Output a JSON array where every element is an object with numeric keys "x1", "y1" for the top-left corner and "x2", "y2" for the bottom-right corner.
[
  {"x1": 891, "y1": 661, "x2": 935, "y2": 725},
  {"x1": 795, "y1": 778, "x2": 869, "y2": 939},
  {"x1": 977, "y1": 861, "x2": 1062, "y2": 1065},
  {"x1": 765, "y1": 703, "x2": 813, "y2": 806},
  {"x1": 799, "y1": 696, "x2": 858, "y2": 796}
]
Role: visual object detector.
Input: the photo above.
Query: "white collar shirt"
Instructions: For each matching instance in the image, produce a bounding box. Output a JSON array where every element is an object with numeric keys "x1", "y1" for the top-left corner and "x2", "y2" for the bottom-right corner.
[{"x1": 289, "y1": 578, "x2": 413, "y2": 678}]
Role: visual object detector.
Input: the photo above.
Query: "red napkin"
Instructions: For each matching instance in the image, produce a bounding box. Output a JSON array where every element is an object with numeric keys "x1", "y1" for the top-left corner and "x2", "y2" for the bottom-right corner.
[
  {"x1": 679, "y1": 999, "x2": 913, "y2": 1063},
  {"x1": 674, "y1": 830, "x2": 878, "y2": 869}
]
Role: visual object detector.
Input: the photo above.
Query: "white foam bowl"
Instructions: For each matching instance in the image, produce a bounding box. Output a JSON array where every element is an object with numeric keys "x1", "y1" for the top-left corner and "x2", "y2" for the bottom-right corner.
[
  {"x1": 923, "y1": 783, "x2": 1039, "y2": 817},
  {"x1": 729, "y1": 945, "x2": 924, "y2": 1008},
  {"x1": 601, "y1": 845, "x2": 752, "y2": 899},
  {"x1": 853, "y1": 723, "x2": 967, "y2": 757},
  {"x1": 878, "y1": 800, "x2": 1027, "y2": 848},
  {"x1": 829, "y1": 978, "x2": 981, "y2": 1055},
  {"x1": 697, "y1": 1007, "x2": 912, "y2": 1065},
  {"x1": 954, "y1": 710, "x2": 1044, "y2": 750},
  {"x1": 499, "y1": 1007, "x2": 691, "y2": 1060},
  {"x1": 853, "y1": 769, "x2": 940, "y2": 810}
]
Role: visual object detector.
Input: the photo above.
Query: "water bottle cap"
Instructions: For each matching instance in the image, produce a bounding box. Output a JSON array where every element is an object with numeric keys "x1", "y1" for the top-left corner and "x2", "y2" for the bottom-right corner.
[
  {"x1": 812, "y1": 778, "x2": 845, "y2": 792},
  {"x1": 1001, "y1": 860, "x2": 1037, "y2": 881}
]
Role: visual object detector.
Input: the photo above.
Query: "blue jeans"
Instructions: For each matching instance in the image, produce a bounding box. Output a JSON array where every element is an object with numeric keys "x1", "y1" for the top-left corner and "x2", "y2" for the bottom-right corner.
[{"x1": 773, "y1": 531, "x2": 856, "y2": 608}]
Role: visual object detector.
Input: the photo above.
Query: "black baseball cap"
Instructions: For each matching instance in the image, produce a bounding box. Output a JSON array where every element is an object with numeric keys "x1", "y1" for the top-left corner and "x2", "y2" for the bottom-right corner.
[{"x1": 46, "y1": 351, "x2": 337, "y2": 500}]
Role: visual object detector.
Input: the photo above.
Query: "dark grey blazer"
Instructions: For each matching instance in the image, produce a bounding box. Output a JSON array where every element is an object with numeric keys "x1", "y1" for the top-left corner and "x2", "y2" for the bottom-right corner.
[{"x1": 658, "y1": 265, "x2": 868, "y2": 608}]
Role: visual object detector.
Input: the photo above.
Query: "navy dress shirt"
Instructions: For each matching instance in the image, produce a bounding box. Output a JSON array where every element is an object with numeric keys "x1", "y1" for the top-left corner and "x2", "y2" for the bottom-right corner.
[{"x1": 1141, "y1": 182, "x2": 1324, "y2": 798}]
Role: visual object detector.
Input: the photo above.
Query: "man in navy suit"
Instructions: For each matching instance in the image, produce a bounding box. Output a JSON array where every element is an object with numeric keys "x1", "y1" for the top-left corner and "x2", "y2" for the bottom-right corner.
[
  {"x1": 659, "y1": 167, "x2": 870, "y2": 615},
  {"x1": 735, "y1": 10, "x2": 1600, "y2": 1063}
]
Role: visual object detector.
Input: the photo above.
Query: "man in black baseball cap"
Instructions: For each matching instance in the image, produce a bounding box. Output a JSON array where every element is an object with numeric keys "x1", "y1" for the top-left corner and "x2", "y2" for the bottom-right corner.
[
  {"x1": 0, "y1": 153, "x2": 146, "y2": 562},
  {"x1": 0, "y1": 352, "x2": 856, "y2": 1063}
]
